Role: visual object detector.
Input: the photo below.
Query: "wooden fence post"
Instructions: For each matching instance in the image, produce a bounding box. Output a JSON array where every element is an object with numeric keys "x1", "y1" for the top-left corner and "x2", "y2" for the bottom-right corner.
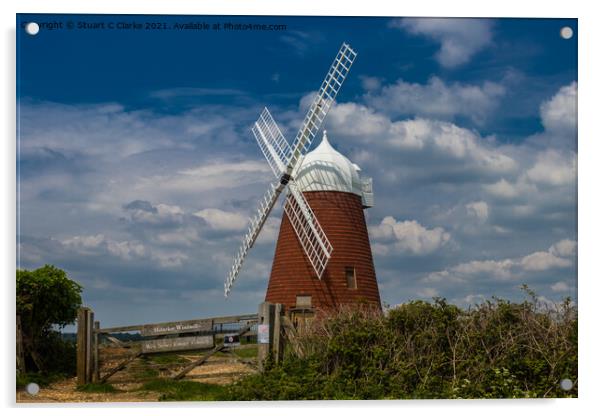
[
  {"x1": 257, "y1": 302, "x2": 275, "y2": 372},
  {"x1": 93, "y1": 321, "x2": 100, "y2": 382},
  {"x1": 16, "y1": 315, "x2": 25, "y2": 374},
  {"x1": 272, "y1": 304, "x2": 283, "y2": 364},
  {"x1": 85, "y1": 310, "x2": 94, "y2": 383},
  {"x1": 77, "y1": 307, "x2": 93, "y2": 385},
  {"x1": 76, "y1": 307, "x2": 87, "y2": 385}
]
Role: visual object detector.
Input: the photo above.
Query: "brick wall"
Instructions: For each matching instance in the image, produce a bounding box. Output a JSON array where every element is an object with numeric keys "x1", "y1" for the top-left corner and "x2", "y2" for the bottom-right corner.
[{"x1": 266, "y1": 191, "x2": 381, "y2": 312}]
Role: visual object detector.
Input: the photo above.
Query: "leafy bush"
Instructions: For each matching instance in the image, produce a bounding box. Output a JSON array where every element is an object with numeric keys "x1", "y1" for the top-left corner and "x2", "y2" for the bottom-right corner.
[
  {"x1": 225, "y1": 290, "x2": 577, "y2": 400},
  {"x1": 17, "y1": 265, "x2": 82, "y2": 375}
]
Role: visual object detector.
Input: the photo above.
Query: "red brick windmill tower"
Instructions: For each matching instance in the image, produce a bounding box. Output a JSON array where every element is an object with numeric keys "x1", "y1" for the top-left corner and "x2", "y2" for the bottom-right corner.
[{"x1": 224, "y1": 43, "x2": 381, "y2": 314}]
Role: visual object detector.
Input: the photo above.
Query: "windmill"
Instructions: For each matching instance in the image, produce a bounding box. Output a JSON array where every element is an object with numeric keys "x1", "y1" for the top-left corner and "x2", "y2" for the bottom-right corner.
[{"x1": 225, "y1": 43, "x2": 381, "y2": 312}]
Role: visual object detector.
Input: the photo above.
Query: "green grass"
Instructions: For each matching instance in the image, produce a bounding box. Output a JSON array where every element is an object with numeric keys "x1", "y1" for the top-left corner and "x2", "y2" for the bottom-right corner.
[
  {"x1": 16, "y1": 372, "x2": 66, "y2": 389},
  {"x1": 136, "y1": 367, "x2": 160, "y2": 379},
  {"x1": 76, "y1": 383, "x2": 122, "y2": 393},
  {"x1": 140, "y1": 379, "x2": 228, "y2": 401},
  {"x1": 231, "y1": 346, "x2": 258, "y2": 359},
  {"x1": 148, "y1": 353, "x2": 189, "y2": 365}
]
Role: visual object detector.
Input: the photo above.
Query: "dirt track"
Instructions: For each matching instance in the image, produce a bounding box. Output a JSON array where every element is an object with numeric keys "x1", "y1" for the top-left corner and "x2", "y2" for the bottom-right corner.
[{"x1": 17, "y1": 348, "x2": 257, "y2": 403}]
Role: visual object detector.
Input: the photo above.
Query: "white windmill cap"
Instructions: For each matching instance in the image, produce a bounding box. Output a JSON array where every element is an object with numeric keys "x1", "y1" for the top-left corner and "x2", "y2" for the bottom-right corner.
[{"x1": 294, "y1": 130, "x2": 364, "y2": 196}]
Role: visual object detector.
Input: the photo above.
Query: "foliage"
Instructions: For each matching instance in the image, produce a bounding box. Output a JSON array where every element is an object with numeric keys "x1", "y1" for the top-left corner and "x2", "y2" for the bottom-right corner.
[
  {"x1": 16, "y1": 371, "x2": 66, "y2": 389},
  {"x1": 140, "y1": 379, "x2": 229, "y2": 401},
  {"x1": 17, "y1": 265, "x2": 82, "y2": 374},
  {"x1": 225, "y1": 291, "x2": 577, "y2": 400}
]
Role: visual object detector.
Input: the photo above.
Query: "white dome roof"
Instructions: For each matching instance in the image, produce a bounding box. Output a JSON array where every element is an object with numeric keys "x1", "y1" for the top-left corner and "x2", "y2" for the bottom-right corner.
[{"x1": 294, "y1": 131, "x2": 364, "y2": 197}]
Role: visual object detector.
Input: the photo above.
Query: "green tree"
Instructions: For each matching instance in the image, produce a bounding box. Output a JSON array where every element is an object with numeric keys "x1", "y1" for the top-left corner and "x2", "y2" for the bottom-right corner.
[{"x1": 16, "y1": 265, "x2": 82, "y2": 373}]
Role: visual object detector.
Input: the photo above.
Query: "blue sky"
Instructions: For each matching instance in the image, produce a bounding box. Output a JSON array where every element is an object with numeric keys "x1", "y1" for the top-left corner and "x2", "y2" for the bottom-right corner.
[{"x1": 17, "y1": 14, "x2": 577, "y2": 326}]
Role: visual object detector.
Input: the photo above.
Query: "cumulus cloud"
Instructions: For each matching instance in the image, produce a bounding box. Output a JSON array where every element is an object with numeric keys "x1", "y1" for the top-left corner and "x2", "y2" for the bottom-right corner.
[
  {"x1": 483, "y1": 178, "x2": 521, "y2": 199},
  {"x1": 550, "y1": 281, "x2": 570, "y2": 293},
  {"x1": 363, "y1": 77, "x2": 505, "y2": 124},
  {"x1": 451, "y1": 259, "x2": 514, "y2": 280},
  {"x1": 194, "y1": 208, "x2": 248, "y2": 231},
  {"x1": 327, "y1": 102, "x2": 390, "y2": 137},
  {"x1": 327, "y1": 104, "x2": 517, "y2": 177},
  {"x1": 124, "y1": 201, "x2": 185, "y2": 225},
  {"x1": 60, "y1": 232, "x2": 193, "y2": 269},
  {"x1": 549, "y1": 239, "x2": 577, "y2": 257},
  {"x1": 526, "y1": 150, "x2": 576, "y2": 186},
  {"x1": 369, "y1": 216, "x2": 450, "y2": 255},
  {"x1": 520, "y1": 251, "x2": 571, "y2": 271},
  {"x1": 465, "y1": 201, "x2": 489, "y2": 222},
  {"x1": 540, "y1": 82, "x2": 577, "y2": 134},
  {"x1": 62, "y1": 234, "x2": 146, "y2": 260},
  {"x1": 390, "y1": 18, "x2": 494, "y2": 68},
  {"x1": 417, "y1": 287, "x2": 439, "y2": 298},
  {"x1": 422, "y1": 239, "x2": 576, "y2": 284},
  {"x1": 528, "y1": 82, "x2": 577, "y2": 150}
]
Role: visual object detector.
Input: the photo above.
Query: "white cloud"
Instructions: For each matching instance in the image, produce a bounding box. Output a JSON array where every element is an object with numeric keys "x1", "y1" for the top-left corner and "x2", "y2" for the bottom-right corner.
[
  {"x1": 461, "y1": 294, "x2": 486, "y2": 305},
  {"x1": 423, "y1": 258, "x2": 515, "y2": 283},
  {"x1": 386, "y1": 118, "x2": 516, "y2": 173},
  {"x1": 154, "y1": 228, "x2": 200, "y2": 246},
  {"x1": 61, "y1": 232, "x2": 194, "y2": 268},
  {"x1": 454, "y1": 259, "x2": 515, "y2": 280},
  {"x1": 370, "y1": 216, "x2": 450, "y2": 255},
  {"x1": 327, "y1": 104, "x2": 517, "y2": 176},
  {"x1": 126, "y1": 203, "x2": 185, "y2": 225},
  {"x1": 549, "y1": 239, "x2": 577, "y2": 257},
  {"x1": 62, "y1": 234, "x2": 146, "y2": 260},
  {"x1": 194, "y1": 208, "x2": 248, "y2": 231},
  {"x1": 551, "y1": 281, "x2": 570, "y2": 293},
  {"x1": 520, "y1": 239, "x2": 576, "y2": 271},
  {"x1": 540, "y1": 82, "x2": 577, "y2": 134},
  {"x1": 359, "y1": 75, "x2": 383, "y2": 91},
  {"x1": 483, "y1": 178, "x2": 521, "y2": 199},
  {"x1": 526, "y1": 150, "x2": 576, "y2": 186},
  {"x1": 520, "y1": 251, "x2": 571, "y2": 271},
  {"x1": 417, "y1": 287, "x2": 439, "y2": 298},
  {"x1": 422, "y1": 239, "x2": 576, "y2": 283},
  {"x1": 363, "y1": 77, "x2": 505, "y2": 124},
  {"x1": 391, "y1": 18, "x2": 494, "y2": 68},
  {"x1": 106, "y1": 240, "x2": 146, "y2": 260},
  {"x1": 158, "y1": 161, "x2": 272, "y2": 193},
  {"x1": 465, "y1": 201, "x2": 489, "y2": 222},
  {"x1": 327, "y1": 102, "x2": 390, "y2": 137},
  {"x1": 150, "y1": 250, "x2": 188, "y2": 268},
  {"x1": 62, "y1": 234, "x2": 106, "y2": 250}
]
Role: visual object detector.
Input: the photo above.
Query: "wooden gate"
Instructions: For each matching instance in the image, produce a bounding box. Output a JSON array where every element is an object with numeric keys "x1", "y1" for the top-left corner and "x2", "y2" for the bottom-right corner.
[{"x1": 76, "y1": 302, "x2": 287, "y2": 385}]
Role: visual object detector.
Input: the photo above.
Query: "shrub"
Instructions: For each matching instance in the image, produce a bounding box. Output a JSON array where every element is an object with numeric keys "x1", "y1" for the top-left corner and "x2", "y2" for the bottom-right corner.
[
  {"x1": 17, "y1": 265, "x2": 82, "y2": 375},
  {"x1": 225, "y1": 291, "x2": 577, "y2": 400}
]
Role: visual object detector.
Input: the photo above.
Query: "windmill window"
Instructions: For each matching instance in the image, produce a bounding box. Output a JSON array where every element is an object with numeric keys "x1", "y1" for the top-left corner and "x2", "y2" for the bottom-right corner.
[
  {"x1": 296, "y1": 295, "x2": 312, "y2": 308},
  {"x1": 345, "y1": 267, "x2": 357, "y2": 289}
]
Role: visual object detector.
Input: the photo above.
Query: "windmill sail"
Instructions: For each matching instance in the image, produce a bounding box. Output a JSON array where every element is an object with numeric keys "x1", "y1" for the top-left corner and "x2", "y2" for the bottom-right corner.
[
  {"x1": 283, "y1": 182, "x2": 333, "y2": 279},
  {"x1": 252, "y1": 107, "x2": 291, "y2": 178},
  {"x1": 287, "y1": 43, "x2": 357, "y2": 171}
]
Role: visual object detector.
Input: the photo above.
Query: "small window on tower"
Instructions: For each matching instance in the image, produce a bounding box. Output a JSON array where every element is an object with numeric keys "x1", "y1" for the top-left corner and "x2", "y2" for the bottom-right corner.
[
  {"x1": 296, "y1": 295, "x2": 312, "y2": 308},
  {"x1": 345, "y1": 267, "x2": 357, "y2": 289}
]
